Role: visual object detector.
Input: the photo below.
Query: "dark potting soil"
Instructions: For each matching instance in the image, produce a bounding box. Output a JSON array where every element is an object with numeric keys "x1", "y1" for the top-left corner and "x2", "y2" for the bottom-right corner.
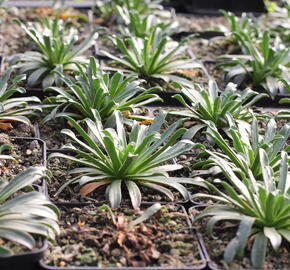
[
  {"x1": 5, "y1": 121, "x2": 36, "y2": 137},
  {"x1": 37, "y1": 114, "x2": 68, "y2": 150},
  {"x1": 188, "y1": 37, "x2": 238, "y2": 61},
  {"x1": 95, "y1": 35, "x2": 120, "y2": 58},
  {"x1": 175, "y1": 14, "x2": 227, "y2": 33},
  {"x1": 204, "y1": 61, "x2": 224, "y2": 86},
  {"x1": 44, "y1": 204, "x2": 203, "y2": 268},
  {"x1": 0, "y1": 134, "x2": 44, "y2": 179},
  {"x1": 37, "y1": 108, "x2": 152, "y2": 150},
  {"x1": 174, "y1": 144, "x2": 221, "y2": 206},
  {"x1": 189, "y1": 207, "x2": 290, "y2": 270}
]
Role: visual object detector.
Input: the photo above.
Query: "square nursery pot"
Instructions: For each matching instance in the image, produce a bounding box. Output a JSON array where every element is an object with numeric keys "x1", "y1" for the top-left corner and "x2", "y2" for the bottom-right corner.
[
  {"x1": 172, "y1": 30, "x2": 225, "y2": 41},
  {"x1": 144, "y1": 90, "x2": 190, "y2": 107},
  {"x1": 252, "y1": 93, "x2": 290, "y2": 108},
  {"x1": 40, "y1": 202, "x2": 207, "y2": 270},
  {"x1": 250, "y1": 85, "x2": 290, "y2": 108},
  {"x1": 188, "y1": 205, "x2": 290, "y2": 270},
  {"x1": 12, "y1": 87, "x2": 46, "y2": 100},
  {"x1": 0, "y1": 138, "x2": 48, "y2": 269},
  {"x1": 0, "y1": 55, "x2": 3, "y2": 72},
  {"x1": 0, "y1": 240, "x2": 48, "y2": 270}
]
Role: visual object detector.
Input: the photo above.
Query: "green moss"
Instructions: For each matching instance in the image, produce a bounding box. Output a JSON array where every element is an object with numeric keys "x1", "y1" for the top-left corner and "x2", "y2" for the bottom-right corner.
[{"x1": 77, "y1": 248, "x2": 98, "y2": 265}]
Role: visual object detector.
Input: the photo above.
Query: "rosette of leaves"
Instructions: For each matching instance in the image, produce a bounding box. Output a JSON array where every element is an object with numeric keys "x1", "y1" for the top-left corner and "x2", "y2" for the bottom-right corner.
[
  {"x1": 0, "y1": 68, "x2": 41, "y2": 131},
  {"x1": 220, "y1": 10, "x2": 259, "y2": 43},
  {"x1": 0, "y1": 167, "x2": 60, "y2": 254},
  {"x1": 218, "y1": 31, "x2": 290, "y2": 97},
  {"x1": 95, "y1": 0, "x2": 165, "y2": 23},
  {"x1": 192, "y1": 149, "x2": 290, "y2": 269},
  {"x1": 49, "y1": 111, "x2": 206, "y2": 209},
  {"x1": 172, "y1": 80, "x2": 267, "y2": 140},
  {"x1": 264, "y1": 0, "x2": 290, "y2": 44},
  {"x1": 12, "y1": 18, "x2": 98, "y2": 88},
  {"x1": 43, "y1": 57, "x2": 162, "y2": 124},
  {"x1": 116, "y1": 0, "x2": 164, "y2": 15},
  {"x1": 118, "y1": 12, "x2": 177, "y2": 38},
  {"x1": 35, "y1": 15, "x2": 78, "y2": 40},
  {"x1": 101, "y1": 25, "x2": 201, "y2": 86},
  {"x1": 192, "y1": 118, "x2": 290, "y2": 180}
]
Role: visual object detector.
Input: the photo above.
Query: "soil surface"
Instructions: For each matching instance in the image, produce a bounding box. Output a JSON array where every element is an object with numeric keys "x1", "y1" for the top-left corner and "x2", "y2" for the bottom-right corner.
[
  {"x1": 190, "y1": 207, "x2": 290, "y2": 270},
  {"x1": 37, "y1": 108, "x2": 152, "y2": 150},
  {"x1": 188, "y1": 37, "x2": 239, "y2": 61},
  {"x1": 36, "y1": 113, "x2": 68, "y2": 150},
  {"x1": 4, "y1": 121, "x2": 36, "y2": 137},
  {"x1": 204, "y1": 61, "x2": 224, "y2": 87},
  {"x1": 44, "y1": 203, "x2": 204, "y2": 268},
  {"x1": 176, "y1": 14, "x2": 227, "y2": 32},
  {"x1": 0, "y1": 134, "x2": 44, "y2": 179}
]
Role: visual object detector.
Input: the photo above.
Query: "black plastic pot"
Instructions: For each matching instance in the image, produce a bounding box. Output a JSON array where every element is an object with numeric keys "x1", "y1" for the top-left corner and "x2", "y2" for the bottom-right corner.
[
  {"x1": 0, "y1": 240, "x2": 47, "y2": 270},
  {"x1": 169, "y1": 0, "x2": 266, "y2": 15},
  {"x1": 40, "y1": 202, "x2": 207, "y2": 270},
  {"x1": 46, "y1": 148, "x2": 76, "y2": 156},
  {"x1": 14, "y1": 87, "x2": 45, "y2": 99},
  {"x1": 0, "y1": 55, "x2": 3, "y2": 72},
  {"x1": 93, "y1": 51, "x2": 111, "y2": 61},
  {"x1": 172, "y1": 30, "x2": 225, "y2": 41},
  {"x1": 0, "y1": 138, "x2": 50, "y2": 270},
  {"x1": 253, "y1": 93, "x2": 290, "y2": 108},
  {"x1": 188, "y1": 205, "x2": 289, "y2": 270},
  {"x1": 188, "y1": 205, "x2": 214, "y2": 269},
  {"x1": 2, "y1": 141, "x2": 47, "y2": 266},
  {"x1": 146, "y1": 90, "x2": 189, "y2": 107}
]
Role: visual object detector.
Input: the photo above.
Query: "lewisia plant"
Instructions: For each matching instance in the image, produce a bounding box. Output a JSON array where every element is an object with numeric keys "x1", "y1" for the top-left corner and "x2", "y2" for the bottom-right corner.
[{"x1": 49, "y1": 111, "x2": 206, "y2": 209}]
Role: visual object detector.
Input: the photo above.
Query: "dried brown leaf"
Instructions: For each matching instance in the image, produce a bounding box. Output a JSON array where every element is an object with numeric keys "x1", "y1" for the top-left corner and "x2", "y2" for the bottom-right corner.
[
  {"x1": 0, "y1": 122, "x2": 13, "y2": 131},
  {"x1": 79, "y1": 180, "x2": 110, "y2": 196}
]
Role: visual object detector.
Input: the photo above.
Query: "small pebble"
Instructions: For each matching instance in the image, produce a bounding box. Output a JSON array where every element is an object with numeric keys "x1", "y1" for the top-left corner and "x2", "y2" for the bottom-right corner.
[
  {"x1": 168, "y1": 220, "x2": 177, "y2": 226},
  {"x1": 111, "y1": 248, "x2": 121, "y2": 256},
  {"x1": 170, "y1": 248, "x2": 180, "y2": 256},
  {"x1": 29, "y1": 140, "x2": 39, "y2": 150},
  {"x1": 179, "y1": 155, "x2": 187, "y2": 160}
]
